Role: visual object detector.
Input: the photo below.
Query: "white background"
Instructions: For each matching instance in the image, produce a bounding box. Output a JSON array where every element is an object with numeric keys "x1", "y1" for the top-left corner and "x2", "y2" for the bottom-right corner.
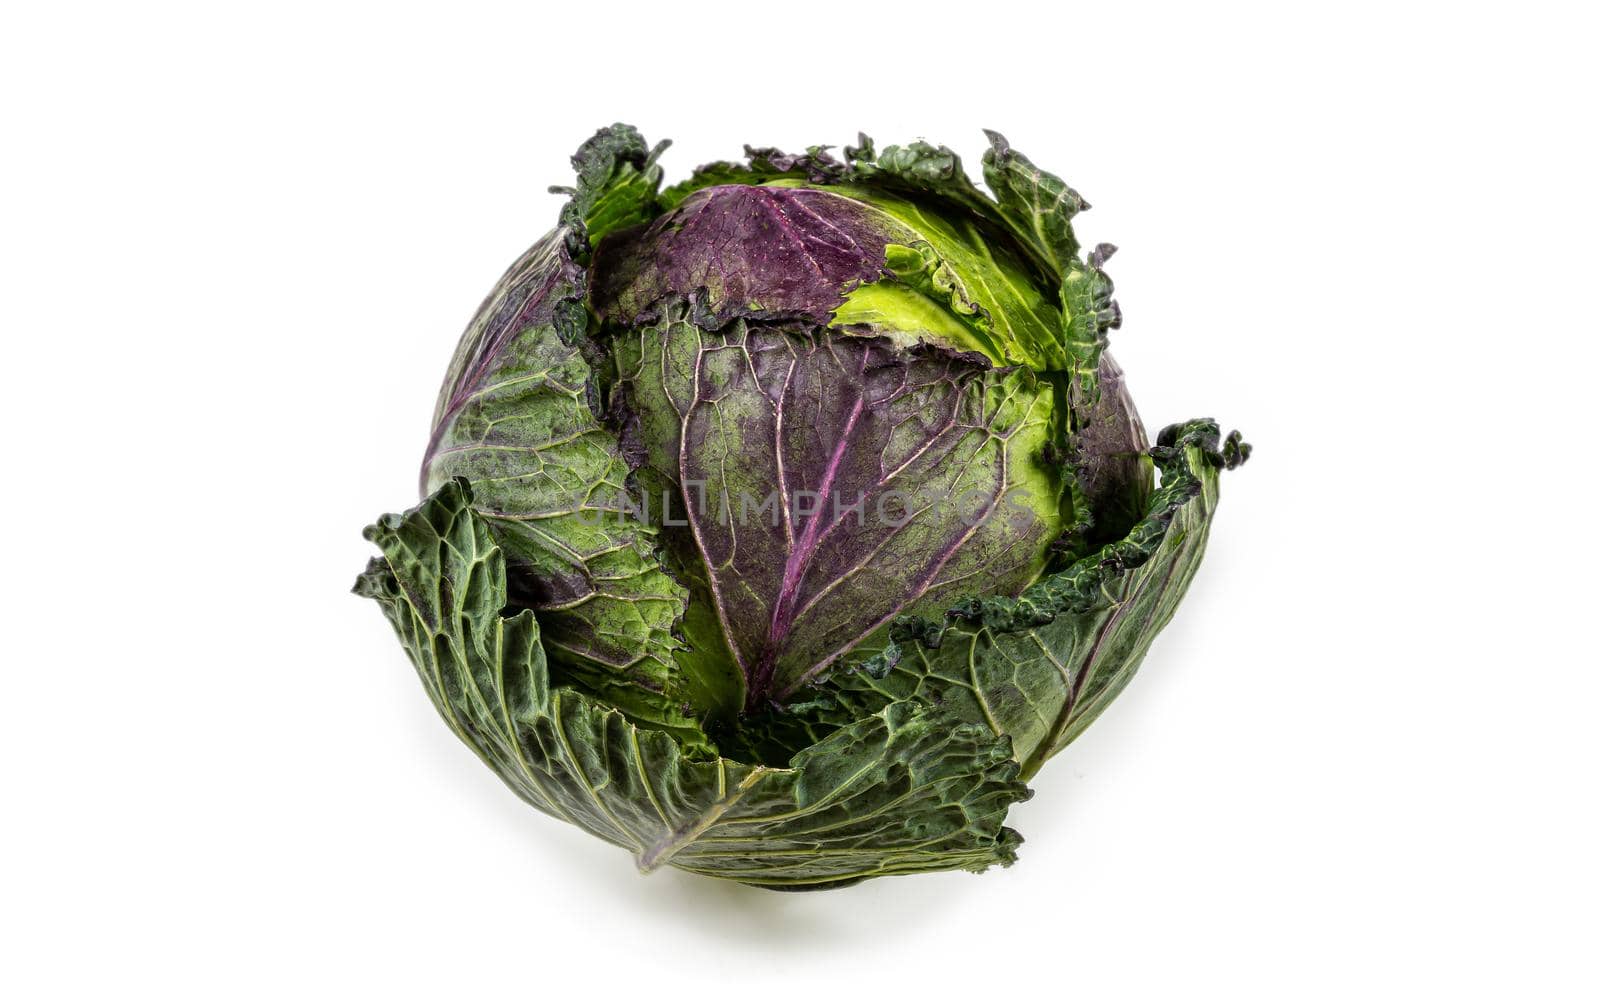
[{"x1": 4, "y1": 2, "x2": 1596, "y2": 1003}]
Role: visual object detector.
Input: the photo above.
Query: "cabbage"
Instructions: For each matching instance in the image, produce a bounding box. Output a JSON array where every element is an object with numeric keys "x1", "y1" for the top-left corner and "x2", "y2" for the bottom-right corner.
[{"x1": 356, "y1": 124, "x2": 1248, "y2": 888}]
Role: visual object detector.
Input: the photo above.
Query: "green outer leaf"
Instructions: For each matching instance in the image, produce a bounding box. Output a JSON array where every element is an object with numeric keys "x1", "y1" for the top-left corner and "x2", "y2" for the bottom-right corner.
[
  {"x1": 356, "y1": 481, "x2": 1031, "y2": 888},
  {"x1": 736, "y1": 419, "x2": 1230, "y2": 778},
  {"x1": 552, "y1": 123, "x2": 669, "y2": 251},
  {"x1": 422, "y1": 306, "x2": 715, "y2": 741},
  {"x1": 980, "y1": 129, "x2": 1088, "y2": 277},
  {"x1": 979, "y1": 131, "x2": 1120, "y2": 412}
]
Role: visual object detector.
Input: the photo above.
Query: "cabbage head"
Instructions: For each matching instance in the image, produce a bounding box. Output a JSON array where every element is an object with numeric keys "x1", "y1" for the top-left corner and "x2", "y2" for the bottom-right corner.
[{"x1": 355, "y1": 125, "x2": 1249, "y2": 889}]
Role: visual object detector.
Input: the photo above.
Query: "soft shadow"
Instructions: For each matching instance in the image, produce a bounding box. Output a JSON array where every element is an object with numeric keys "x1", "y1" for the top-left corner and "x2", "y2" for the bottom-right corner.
[{"x1": 623, "y1": 854, "x2": 988, "y2": 947}]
